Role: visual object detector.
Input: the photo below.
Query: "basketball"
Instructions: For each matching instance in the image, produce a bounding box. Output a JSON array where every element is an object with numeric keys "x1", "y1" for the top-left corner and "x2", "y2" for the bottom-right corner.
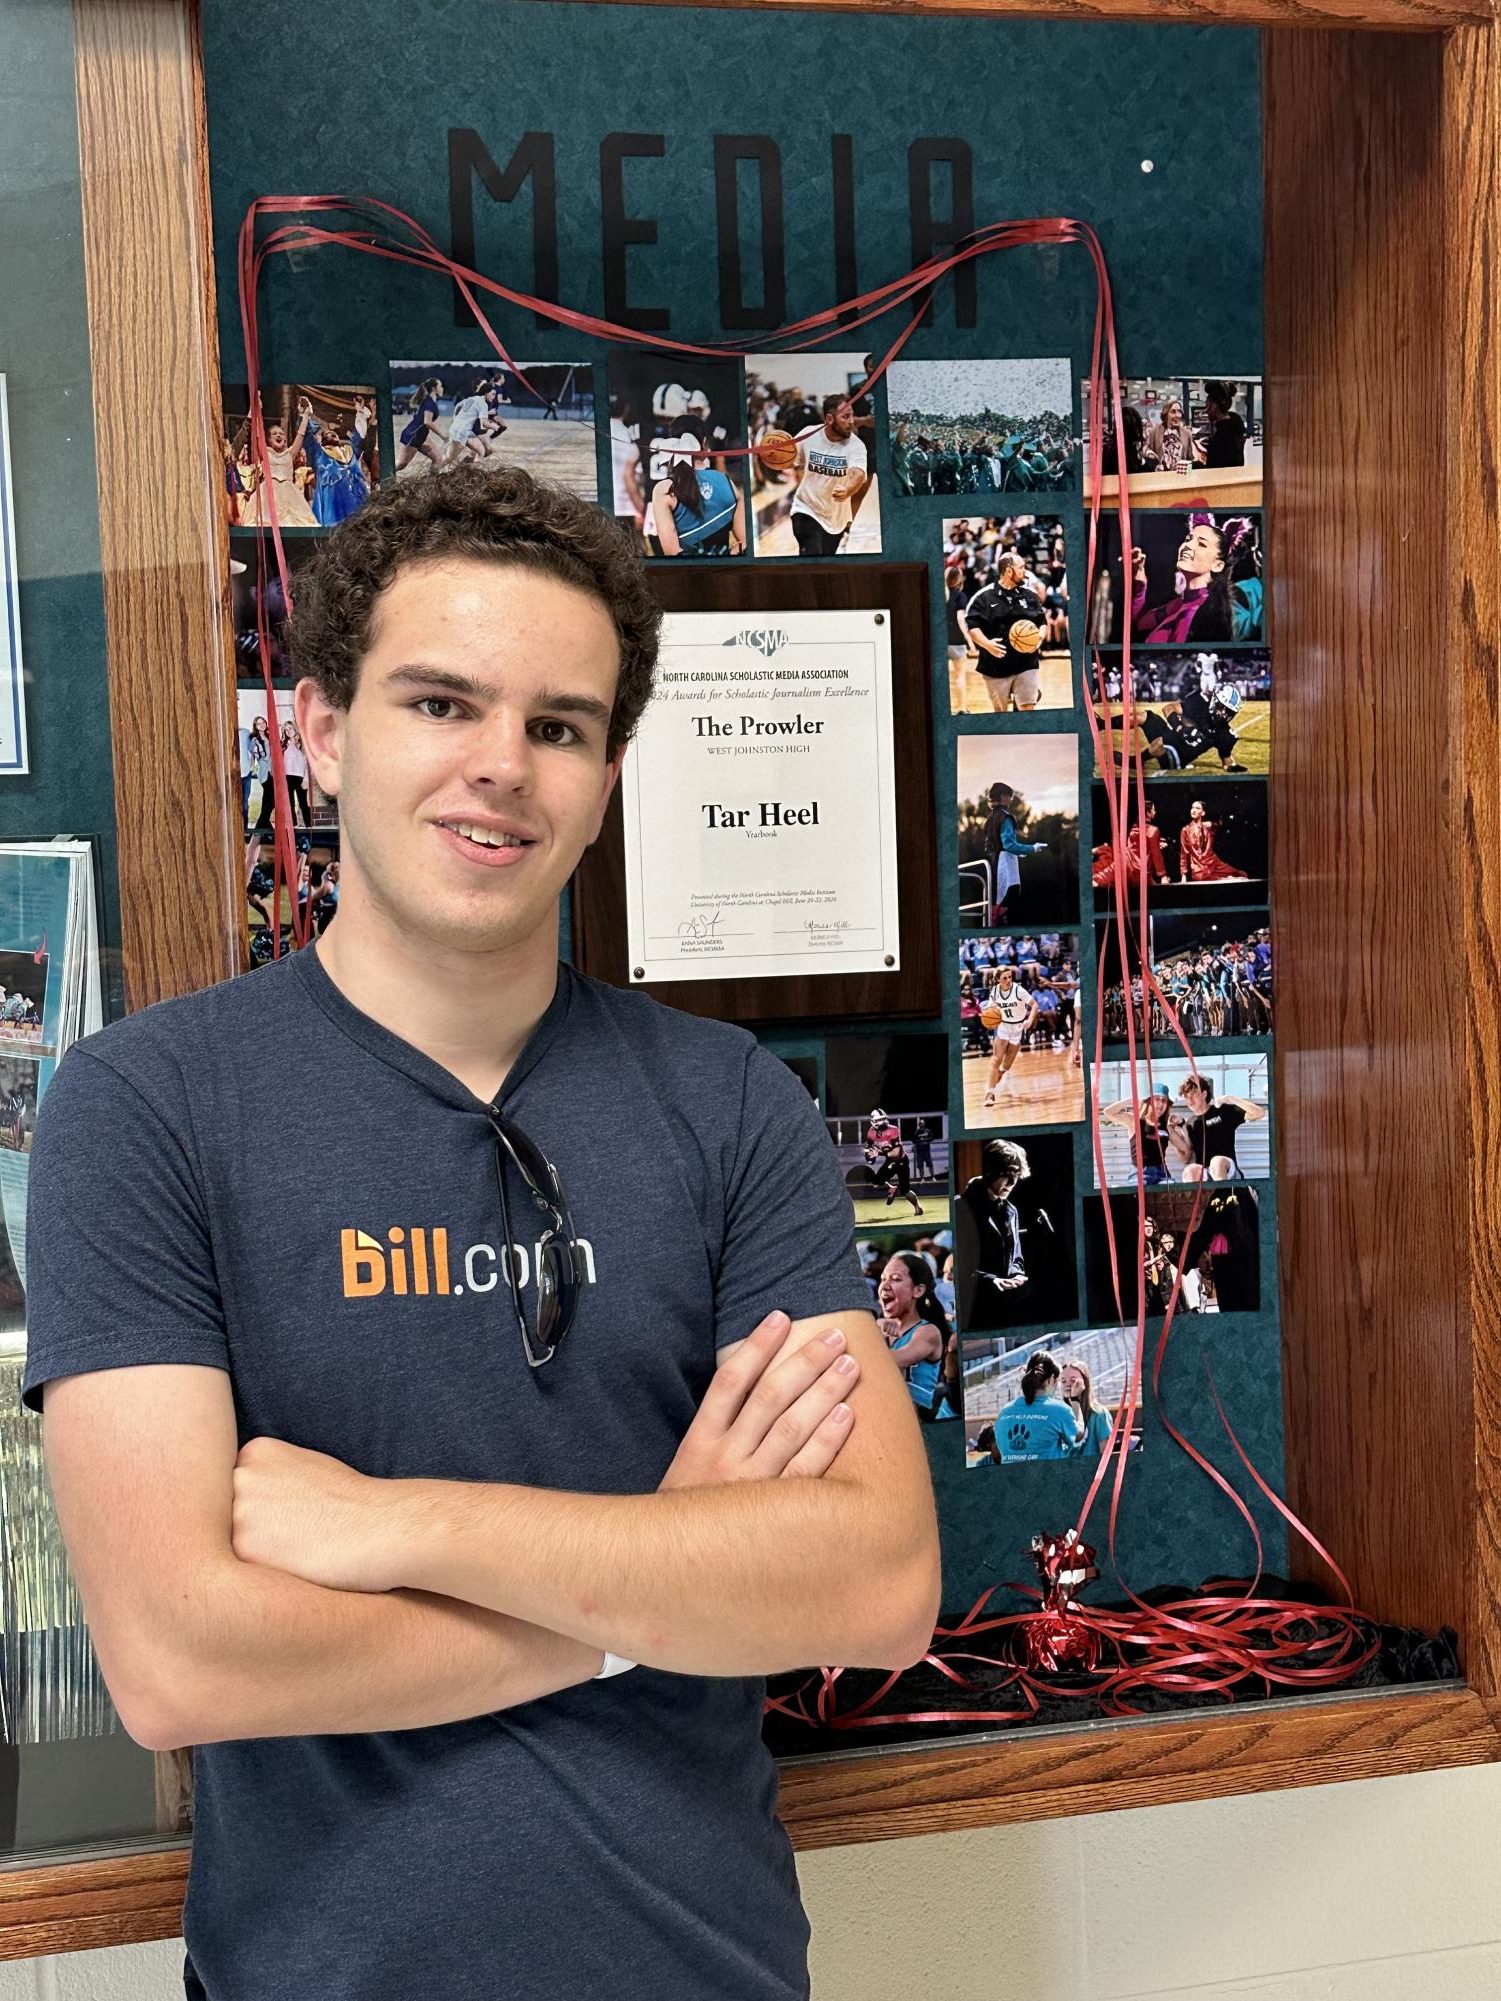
[
  {"x1": 757, "y1": 428, "x2": 799, "y2": 472},
  {"x1": 980, "y1": 1002, "x2": 1003, "y2": 1030},
  {"x1": 1007, "y1": 619, "x2": 1044, "y2": 653}
]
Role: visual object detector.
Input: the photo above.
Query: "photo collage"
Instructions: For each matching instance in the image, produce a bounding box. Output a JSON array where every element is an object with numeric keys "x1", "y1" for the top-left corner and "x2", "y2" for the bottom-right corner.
[
  {"x1": 223, "y1": 356, "x2": 1273, "y2": 1474},
  {"x1": 942, "y1": 372, "x2": 1273, "y2": 1471}
]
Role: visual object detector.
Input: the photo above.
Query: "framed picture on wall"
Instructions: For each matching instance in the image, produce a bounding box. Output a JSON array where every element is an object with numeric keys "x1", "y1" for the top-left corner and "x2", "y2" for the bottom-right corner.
[{"x1": 573, "y1": 563, "x2": 940, "y2": 1025}]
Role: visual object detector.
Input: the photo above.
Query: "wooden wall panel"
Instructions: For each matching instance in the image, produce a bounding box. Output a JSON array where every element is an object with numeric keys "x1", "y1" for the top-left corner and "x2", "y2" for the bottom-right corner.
[
  {"x1": 1447, "y1": 21, "x2": 1501, "y2": 1698},
  {"x1": 73, "y1": 0, "x2": 242, "y2": 1010},
  {"x1": 1264, "y1": 28, "x2": 1495, "y2": 1650}
]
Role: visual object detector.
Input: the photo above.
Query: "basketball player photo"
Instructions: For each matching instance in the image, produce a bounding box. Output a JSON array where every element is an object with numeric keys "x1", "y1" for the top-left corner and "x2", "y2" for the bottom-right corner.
[
  {"x1": 1090, "y1": 648, "x2": 1271, "y2": 777},
  {"x1": 607, "y1": 350, "x2": 747, "y2": 559},
  {"x1": 886, "y1": 357, "x2": 1075, "y2": 495},
  {"x1": 957, "y1": 935, "x2": 1083, "y2": 1128},
  {"x1": 1091, "y1": 1054, "x2": 1270, "y2": 1187},
  {"x1": 1081, "y1": 374, "x2": 1264, "y2": 509},
  {"x1": 221, "y1": 382, "x2": 379, "y2": 531},
  {"x1": 823, "y1": 1033, "x2": 951, "y2": 1231},
  {"x1": 943, "y1": 515, "x2": 1070, "y2": 715},
  {"x1": 389, "y1": 361, "x2": 597, "y2": 499},
  {"x1": 745, "y1": 352, "x2": 880, "y2": 558},
  {"x1": 961, "y1": 1326, "x2": 1145, "y2": 1468},
  {"x1": 1097, "y1": 911, "x2": 1273, "y2": 1046},
  {"x1": 958, "y1": 735, "x2": 1080, "y2": 928}
]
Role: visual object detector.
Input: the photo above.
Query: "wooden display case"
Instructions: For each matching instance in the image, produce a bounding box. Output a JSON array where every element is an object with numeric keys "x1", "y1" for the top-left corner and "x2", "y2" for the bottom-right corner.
[{"x1": 4, "y1": 0, "x2": 1501, "y2": 1959}]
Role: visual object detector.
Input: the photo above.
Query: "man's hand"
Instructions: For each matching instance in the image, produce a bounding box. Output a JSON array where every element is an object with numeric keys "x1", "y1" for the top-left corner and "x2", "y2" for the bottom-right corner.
[
  {"x1": 232, "y1": 1436, "x2": 403, "y2": 1594},
  {"x1": 659, "y1": 1309, "x2": 858, "y2": 1491}
]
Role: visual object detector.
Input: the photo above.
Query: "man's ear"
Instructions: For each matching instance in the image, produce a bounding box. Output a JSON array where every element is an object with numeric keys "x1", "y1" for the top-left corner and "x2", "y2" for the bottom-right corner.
[{"x1": 295, "y1": 677, "x2": 343, "y2": 802}]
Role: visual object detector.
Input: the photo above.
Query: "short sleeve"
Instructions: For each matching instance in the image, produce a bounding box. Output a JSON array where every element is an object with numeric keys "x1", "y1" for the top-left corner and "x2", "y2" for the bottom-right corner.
[
  {"x1": 19, "y1": 1046, "x2": 229, "y2": 1415},
  {"x1": 712, "y1": 1043, "x2": 872, "y2": 1352}
]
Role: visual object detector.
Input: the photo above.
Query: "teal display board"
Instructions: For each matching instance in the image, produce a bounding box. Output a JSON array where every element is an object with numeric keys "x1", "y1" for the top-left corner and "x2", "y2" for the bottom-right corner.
[{"x1": 201, "y1": 0, "x2": 1284, "y2": 1610}]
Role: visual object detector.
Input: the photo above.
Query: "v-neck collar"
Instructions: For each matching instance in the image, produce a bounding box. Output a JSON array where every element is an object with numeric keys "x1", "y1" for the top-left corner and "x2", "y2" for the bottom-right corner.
[{"x1": 290, "y1": 940, "x2": 575, "y2": 1114}]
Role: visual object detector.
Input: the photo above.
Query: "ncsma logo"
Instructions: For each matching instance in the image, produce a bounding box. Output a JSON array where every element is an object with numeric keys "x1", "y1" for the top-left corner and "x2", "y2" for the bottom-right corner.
[{"x1": 340, "y1": 1227, "x2": 598, "y2": 1299}]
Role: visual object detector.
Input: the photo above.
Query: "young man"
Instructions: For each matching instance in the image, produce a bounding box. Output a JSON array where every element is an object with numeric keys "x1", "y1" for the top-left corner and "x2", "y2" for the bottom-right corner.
[
  {"x1": 21, "y1": 465, "x2": 940, "y2": 2000},
  {"x1": 787, "y1": 393, "x2": 869, "y2": 556}
]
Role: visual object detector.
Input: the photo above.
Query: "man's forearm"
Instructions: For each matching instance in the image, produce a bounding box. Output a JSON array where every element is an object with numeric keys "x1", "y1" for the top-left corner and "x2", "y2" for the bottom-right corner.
[
  {"x1": 386, "y1": 1476, "x2": 938, "y2": 1679},
  {"x1": 142, "y1": 1557, "x2": 600, "y2": 1751}
]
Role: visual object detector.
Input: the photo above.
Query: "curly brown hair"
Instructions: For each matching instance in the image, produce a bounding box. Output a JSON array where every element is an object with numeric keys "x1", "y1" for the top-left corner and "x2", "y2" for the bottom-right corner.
[{"x1": 287, "y1": 462, "x2": 661, "y2": 757}]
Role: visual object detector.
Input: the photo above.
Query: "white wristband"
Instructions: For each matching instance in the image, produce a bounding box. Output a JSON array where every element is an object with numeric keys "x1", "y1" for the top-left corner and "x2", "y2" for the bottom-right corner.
[{"x1": 594, "y1": 1651, "x2": 637, "y2": 1680}]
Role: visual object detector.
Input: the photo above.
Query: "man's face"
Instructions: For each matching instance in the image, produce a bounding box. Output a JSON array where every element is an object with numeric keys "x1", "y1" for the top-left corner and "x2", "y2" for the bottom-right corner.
[
  {"x1": 298, "y1": 558, "x2": 624, "y2": 960},
  {"x1": 823, "y1": 400, "x2": 855, "y2": 442}
]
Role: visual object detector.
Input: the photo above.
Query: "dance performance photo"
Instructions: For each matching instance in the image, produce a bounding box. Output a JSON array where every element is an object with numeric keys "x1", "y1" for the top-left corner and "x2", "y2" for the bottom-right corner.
[
  {"x1": 389, "y1": 361, "x2": 597, "y2": 497},
  {"x1": 958, "y1": 735, "x2": 1080, "y2": 928},
  {"x1": 1081, "y1": 374, "x2": 1264, "y2": 508},
  {"x1": 1091, "y1": 780, "x2": 1268, "y2": 910},
  {"x1": 958, "y1": 936, "x2": 1083, "y2": 1128},
  {"x1": 745, "y1": 352, "x2": 880, "y2": 558},
  {"x1": 221, "y1": 383, "x2": 378, "y2": 529},
  {"x1": 887, "y1": 357, "x2": 1075, "y2": 494},
  {"x1": 824, "y1": 1033, "x2": 951, "y2": 1229},
  {"x1": 943, "y1": 514, "x2": 1070, "y2": 715},
  {"x1": 952, "y1": 1134, "x2": 1078, "y2": 1334},
  {"x1": 607, "y1": 350, "x2": 747, "y2": 558},
  {"x1": 1090, "y1": 509, "x2": 1264, "y2": 647},
  {"x1": 1084, "y1": 1184, "x2": 1261, "y2": 1320},
  {"x1": 961, "y1": 1326, "x2": 1144, "y2": 1468},
  {"x1": 1098, "y1": 910, "x2": 1273, "y2": 1046},
  {"x1": 1092, "y1": 1054, "x2": 1270, "y2": 1186},
  {"x1": 1091, "y1": 648, "x2": 1271, "y2": 777}
]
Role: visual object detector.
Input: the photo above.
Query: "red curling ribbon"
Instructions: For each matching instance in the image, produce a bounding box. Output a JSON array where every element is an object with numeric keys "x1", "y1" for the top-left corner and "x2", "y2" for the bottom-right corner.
[{"x1": 236, "y1": 195, "x2": 1386, "y2": 1722}]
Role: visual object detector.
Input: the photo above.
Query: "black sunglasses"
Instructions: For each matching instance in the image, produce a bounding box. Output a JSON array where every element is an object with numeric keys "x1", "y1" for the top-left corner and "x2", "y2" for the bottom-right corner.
[{"x1": 485, "y1": 1104, "x2": 584, "y2": 1370}]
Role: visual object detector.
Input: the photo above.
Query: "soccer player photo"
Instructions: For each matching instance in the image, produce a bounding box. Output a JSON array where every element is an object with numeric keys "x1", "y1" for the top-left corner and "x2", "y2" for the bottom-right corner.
[
  {"x1": 222, "y1": 383, "x2": 378, "y2": 530},
  {"x1": 957, "y1": 935, "x2": 1083, "y2": 1128},
  {"x1": 824, "y1": 1032, "x2": 951, "y2": 1230},
  {"x1": 886, "y1": 357, "x2": 1075, "y2": 495},
  {"x1": 1089, "y1": 510, "x2": 1264, "y2": 647},
  {"x1": 961, "y1": 1326, "x2": 1144, "y2": 1468},
  {"x1": 1097, "y1": 911, "x2": 1273, "y2": 1045},
  {"x1": 1090, "y1": 649, "x2": 1271, "y2": 777},
  {"x1": 943, "y1": 515, "x2": 1069, "y2": 715},
  {"x1": 958, "y1": 735, "x2": 1080, "y2": 928},
  {"x1": 1090, "y1": 780, "x2": 1268, "y2": 910},
  {"x1": 1080, "y1": 374, "x2": 1264, "y2": 508},
  {"x1": 389, "y1": 361, "x2": 597, "y2": 498},
  {"x1": 952, "y1": 1134, "x2": 1078, "y2": 1334},
  {"x1": 1084, "y1": 1184, "x2": 1261, "y2": 1320},
  {"x1": 1091, "y1": 1054, "x2": 1271, "y2": 1187},
  {"x1": 607, "y1": 351, "x2": 748, "y2": 559},
  {"x1": 745, "y1": 352, "x2": 879, "y2": 558}
]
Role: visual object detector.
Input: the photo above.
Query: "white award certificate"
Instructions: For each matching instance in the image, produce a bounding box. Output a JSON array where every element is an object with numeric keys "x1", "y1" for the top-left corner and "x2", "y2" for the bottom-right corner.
[{"x1": 622, "y1": 608, "x2": 901, "y2": 984}]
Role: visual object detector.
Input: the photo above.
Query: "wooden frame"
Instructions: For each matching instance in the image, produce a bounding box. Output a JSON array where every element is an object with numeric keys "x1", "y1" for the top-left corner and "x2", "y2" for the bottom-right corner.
[
  {"x1": 572, "y1": 563, "x2": 941, "y2": 1025},
  {"x1": 5, "y1": 0, "x2": 1501, "y2": 1961}
]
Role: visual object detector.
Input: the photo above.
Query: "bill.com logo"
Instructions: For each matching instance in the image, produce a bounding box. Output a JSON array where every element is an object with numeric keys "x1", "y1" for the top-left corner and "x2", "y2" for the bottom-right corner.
[{"x1": 340, "y1": 1226, "x2": 598, "y2": 1298}]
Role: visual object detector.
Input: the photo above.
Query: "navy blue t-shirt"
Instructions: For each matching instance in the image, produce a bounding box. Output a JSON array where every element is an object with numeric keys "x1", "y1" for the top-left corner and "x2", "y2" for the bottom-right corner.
[{"x1": 20, "y1": 945, "x2": 872, "y2": 2000}]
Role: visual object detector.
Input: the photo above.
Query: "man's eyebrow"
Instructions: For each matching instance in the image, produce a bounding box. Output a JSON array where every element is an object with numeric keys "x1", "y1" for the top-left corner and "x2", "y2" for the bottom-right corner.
[{"x1": 382, "y1": 664, "x2": 613, "y2": 726}]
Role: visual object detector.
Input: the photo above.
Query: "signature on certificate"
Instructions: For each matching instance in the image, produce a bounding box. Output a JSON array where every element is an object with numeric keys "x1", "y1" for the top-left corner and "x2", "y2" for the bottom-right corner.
[{"x1": 677, "y1": 907, "x2": 723, "y2": 940}]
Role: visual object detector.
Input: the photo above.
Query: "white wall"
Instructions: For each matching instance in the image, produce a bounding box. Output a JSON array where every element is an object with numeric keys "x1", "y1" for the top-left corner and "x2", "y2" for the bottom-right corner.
[{"x1": 4, "y1": 1762, "x2": 1500, "y2": 1999}]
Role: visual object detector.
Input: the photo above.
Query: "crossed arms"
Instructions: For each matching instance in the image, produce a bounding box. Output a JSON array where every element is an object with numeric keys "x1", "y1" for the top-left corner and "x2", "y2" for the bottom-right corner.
[{"x1": 42, "y1": 1306, "x2": 940, "y2": 1752}]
